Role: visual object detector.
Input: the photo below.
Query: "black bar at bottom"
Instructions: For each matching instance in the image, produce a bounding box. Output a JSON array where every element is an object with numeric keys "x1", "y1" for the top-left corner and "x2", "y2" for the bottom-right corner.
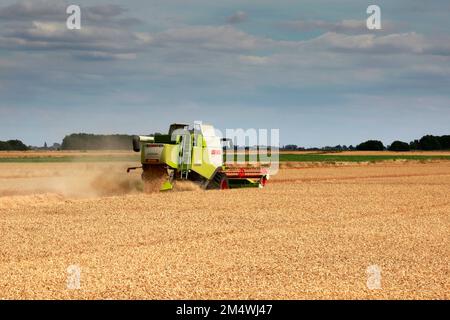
[{"x1": 0, "y1": 300, "x2": 446, "y2": 318}]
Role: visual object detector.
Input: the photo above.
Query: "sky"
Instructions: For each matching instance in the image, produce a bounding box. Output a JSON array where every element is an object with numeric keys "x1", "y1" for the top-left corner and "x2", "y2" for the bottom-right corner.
[{"x1": 0, "y1": 0, "x2": 449, "y2": 147}]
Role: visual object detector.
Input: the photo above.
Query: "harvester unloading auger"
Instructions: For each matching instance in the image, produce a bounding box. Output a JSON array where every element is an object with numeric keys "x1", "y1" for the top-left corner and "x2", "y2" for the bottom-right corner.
[{"x1": 127, "y1": 122, "x2": 270, "y2": 191}]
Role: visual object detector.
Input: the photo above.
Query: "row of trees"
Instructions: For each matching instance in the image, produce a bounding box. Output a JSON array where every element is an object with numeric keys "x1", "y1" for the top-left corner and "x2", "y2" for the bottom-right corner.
[
  {"x1": 0, "y1": 140, "x2": 29, "y2": 151},
  {"x1": 284, "y1": 144, "x2": 358, "y2": 151},
  {"x1": 282, "y1": 135, "x2": 450, "y2": 151},
  {"x1": 2, "y1": 134, "x2": 449, "y2": 152},
  {"x1": 61, "y1": 134, "x2": 134, "y2": 150},
  {"x1": 409, "y1": 135, "x2": 450, "y2": 151},
  {"x1": 356, "y1": 135, "x2": 450, "y2": 151}
]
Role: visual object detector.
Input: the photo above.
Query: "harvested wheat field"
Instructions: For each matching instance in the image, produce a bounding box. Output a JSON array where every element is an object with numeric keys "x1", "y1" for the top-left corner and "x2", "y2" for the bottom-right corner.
[{"x1": 0, "y1": 161, "x2": 449, "y2": 299}]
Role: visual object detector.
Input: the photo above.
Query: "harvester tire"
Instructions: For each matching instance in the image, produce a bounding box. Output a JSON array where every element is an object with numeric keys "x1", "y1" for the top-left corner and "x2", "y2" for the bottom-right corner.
[
  {"x1": 219, "y1": 176, "x2": 229, "y2": 189},
  {"x1": 208, "y1": 172, "x2": 229, "y2": 190}
]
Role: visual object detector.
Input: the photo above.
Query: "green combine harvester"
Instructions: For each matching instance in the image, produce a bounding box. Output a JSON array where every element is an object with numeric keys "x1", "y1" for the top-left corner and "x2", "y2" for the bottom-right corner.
[{"x1": 127, "y1": 122, "x2": 270, "y2": 191}]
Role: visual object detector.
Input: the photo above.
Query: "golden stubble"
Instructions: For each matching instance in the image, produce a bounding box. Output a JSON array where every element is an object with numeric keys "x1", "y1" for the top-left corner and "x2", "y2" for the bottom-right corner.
[{"x1": 0, "y1": 161, "x2": 449, "y2": 299}]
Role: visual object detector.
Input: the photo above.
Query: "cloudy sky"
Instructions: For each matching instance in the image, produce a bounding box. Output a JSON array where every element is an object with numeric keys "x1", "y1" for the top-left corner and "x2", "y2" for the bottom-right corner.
[{"x1": 0, "y1": 0, "x2": 449, "y2": 147}]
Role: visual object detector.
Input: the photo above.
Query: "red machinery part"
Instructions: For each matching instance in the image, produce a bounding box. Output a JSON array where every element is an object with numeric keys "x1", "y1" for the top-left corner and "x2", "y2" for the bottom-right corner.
[
  {"x1": 224, "y1": 167, "x2": 267, "y2": 179},
  {"x1": 260, "y1": 176, "x2": 268, "y2": 187},
  {"x1": 220, "y1": 178, "x2": 230, "y2": 189}
]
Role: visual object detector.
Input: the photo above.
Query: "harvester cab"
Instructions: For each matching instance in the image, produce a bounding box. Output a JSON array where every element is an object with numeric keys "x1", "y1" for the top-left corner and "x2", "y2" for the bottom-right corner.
[{"x1": 128, "y1": 122, "x2": 269, "y2": 191}]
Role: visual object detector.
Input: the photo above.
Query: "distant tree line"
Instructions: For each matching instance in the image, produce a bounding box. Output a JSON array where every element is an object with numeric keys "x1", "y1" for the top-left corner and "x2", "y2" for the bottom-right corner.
[
  {"x1": 283, "y1": 144, "x2": 357, "y2": 151},
  {"x1": 356, "y1": 140, "x2": 385, "y2": 151},
  {"x1": 0, "y1": 140, "x2": 29, "y2": 151},
  {"x1": 409, "y1": 135, "x2": 450, "y2": 151},
  {"x1": 2, "y1": 133, "x2": 449, "y2": 152},
  {"x1": 61, "y1": 134, "x2": 134, "y2": 150},
  {"x1": 355, "y1": 135, "x2": 450, "y2": 151},
  {"x1": 282, "y1": 135, "x2": 450, "y2": 152}
]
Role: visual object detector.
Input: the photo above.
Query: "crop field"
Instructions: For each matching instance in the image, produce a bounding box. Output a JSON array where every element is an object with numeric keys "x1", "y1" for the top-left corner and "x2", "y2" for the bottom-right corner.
[
  {"x1": 1, "y1": 150, "x2": 450, "y2": 163},
  {"x1": 0, "y1": 155, "x2": 449, "y2": 299}
]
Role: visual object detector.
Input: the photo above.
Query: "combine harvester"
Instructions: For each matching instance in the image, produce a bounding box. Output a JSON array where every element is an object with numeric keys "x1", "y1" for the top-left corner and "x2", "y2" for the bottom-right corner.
[{"x1": 128, "y1": 122, "x2": 270, "y2": 191}]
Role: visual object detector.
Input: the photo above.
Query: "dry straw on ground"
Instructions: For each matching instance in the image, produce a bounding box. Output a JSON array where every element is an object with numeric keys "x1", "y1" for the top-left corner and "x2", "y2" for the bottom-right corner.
[{"x1": 0, "y1": 161, "x2": 449, "y2": 299}]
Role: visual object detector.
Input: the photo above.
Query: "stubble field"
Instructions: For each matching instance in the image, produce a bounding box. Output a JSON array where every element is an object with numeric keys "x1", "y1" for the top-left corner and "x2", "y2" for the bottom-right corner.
[{"x1": 0, "y1": 158, "x2": 449, "y2": 299}]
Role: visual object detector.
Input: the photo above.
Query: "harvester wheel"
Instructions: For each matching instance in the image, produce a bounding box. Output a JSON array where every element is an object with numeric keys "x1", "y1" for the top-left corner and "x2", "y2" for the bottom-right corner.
[{"x1": 208, "y1": 172, "x2": 229, "y2": 190}]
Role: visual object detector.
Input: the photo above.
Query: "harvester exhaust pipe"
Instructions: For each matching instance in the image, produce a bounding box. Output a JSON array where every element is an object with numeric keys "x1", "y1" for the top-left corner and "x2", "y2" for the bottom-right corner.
[{"x1": 133, "y1": 135, "x2": 155, "y2": 152}]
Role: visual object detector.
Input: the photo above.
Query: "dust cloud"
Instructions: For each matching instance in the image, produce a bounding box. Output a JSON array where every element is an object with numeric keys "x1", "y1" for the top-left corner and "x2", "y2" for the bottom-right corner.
[
  {"x1": 0, "y1": 163, "x2": 204, "y2": 204},
  {"x1": 0, "y1": 163, "x2": 143, "y2": 200}
]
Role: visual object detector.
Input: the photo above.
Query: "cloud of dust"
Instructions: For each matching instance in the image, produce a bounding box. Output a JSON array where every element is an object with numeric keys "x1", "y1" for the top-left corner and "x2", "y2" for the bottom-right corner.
[
  {"x1": 172, "y1": 180, "x2": 203, "y2": 192},
  {"x1": 0, "y1": 163, "x2": 205, "y2": 205},
  {"x1": 0, "y1": 163, "x2": 143, "y2": 200}
]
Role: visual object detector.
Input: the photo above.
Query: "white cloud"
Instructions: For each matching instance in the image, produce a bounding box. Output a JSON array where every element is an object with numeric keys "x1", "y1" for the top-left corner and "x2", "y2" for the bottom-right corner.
[
  {"x1": 285, "y1": 19, "x2": 365, "y2": 33},
  {"x1": 304, "y1": 32, "x2": 450, "y2": 56},
  {"x1": 0, "y1": 0, "x2": 65, "y2": 20},
  {"x1": 74, "y1": 51, "x2": 137, "y2": 61},
  {"x1": 155, "y1": 25, "x2": 265, "y2": 51},
  {"x1": 283, "y1": 19, "x2": 398, "y2": 34},
  {"x1": 0, "y1": 20, "x2": 153, "y2": 59},
  {"x1": 0, "y1": 0, "x2": 142, "y2": 26}
]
